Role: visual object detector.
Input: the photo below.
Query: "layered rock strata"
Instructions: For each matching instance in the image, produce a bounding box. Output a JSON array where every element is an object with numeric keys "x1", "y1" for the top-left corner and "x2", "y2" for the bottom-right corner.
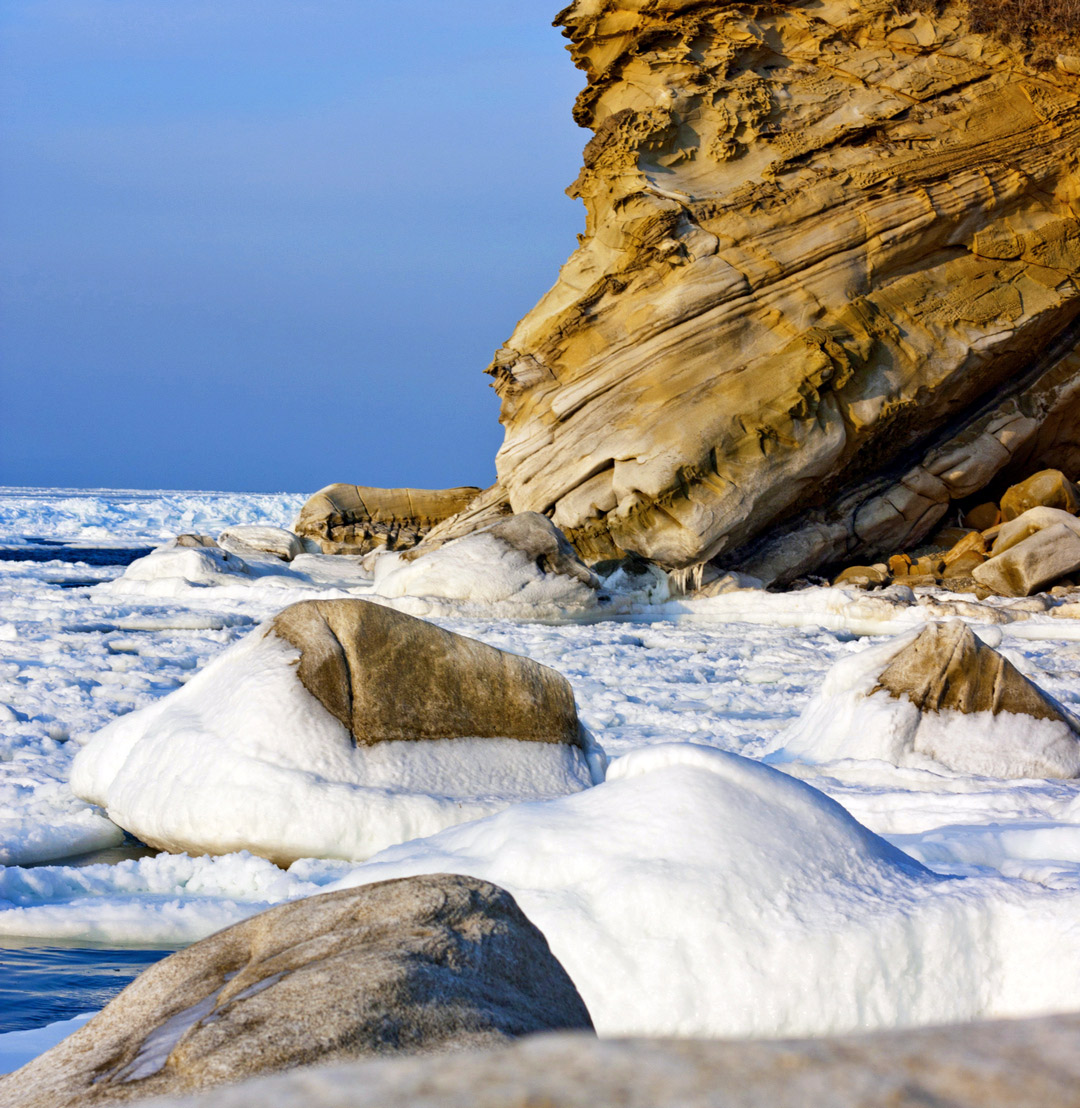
[{"x1": 485, "y1": 0, "x2": 1080, "y2": 582}]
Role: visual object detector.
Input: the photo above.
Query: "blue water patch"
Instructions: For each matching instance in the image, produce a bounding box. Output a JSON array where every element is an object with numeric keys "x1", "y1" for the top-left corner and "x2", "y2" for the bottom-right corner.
[
  {"x1": 0, "y1": 945, "x2": 176, "y2": 1032},
  {"x1": 0, "y1": 542, "x2": 154, "y2": 567}
]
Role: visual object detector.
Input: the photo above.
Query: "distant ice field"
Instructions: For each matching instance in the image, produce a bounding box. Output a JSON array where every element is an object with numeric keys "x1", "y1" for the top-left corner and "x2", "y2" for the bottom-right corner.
[{"x1": 3, "y1": 488, "x2": 1080, "y2": 1045}]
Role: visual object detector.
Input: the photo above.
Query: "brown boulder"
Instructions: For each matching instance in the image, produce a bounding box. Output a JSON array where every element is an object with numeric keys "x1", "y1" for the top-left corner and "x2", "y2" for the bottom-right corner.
[
  {"x1": 833, "y1": 565, "x2": 889, "y2": 588},
  {"x1": 974, "y1": 522, "x2": 1080, "y2": 597},
  {"x1": 0, "y1": 875, "x2": 593, "y2": 1107},
  {"x1": 295, "y1": 485, "x2": 481, "y2": 555},
  {"x1": 272, "y1": 599, "x2": 582, "y2": 747},
  {"x1": 962, "y1": 502, "x2": 1001, "y2": 531},
  {"x1": 999, "y1": 469, "x2": 1080, "y2": 521}
]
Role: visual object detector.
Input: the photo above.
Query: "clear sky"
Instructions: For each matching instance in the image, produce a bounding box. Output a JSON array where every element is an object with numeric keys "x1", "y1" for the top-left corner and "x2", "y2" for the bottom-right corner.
[{"x1": 0, "y1": 1, "x2": 586, "y2": 493}]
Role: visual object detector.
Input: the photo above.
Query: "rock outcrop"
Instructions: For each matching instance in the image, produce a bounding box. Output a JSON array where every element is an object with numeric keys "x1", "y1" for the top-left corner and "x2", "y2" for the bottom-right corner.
[
  {"x1": 71, "y1": 600, "x2": 597, "y2": 865},
  {"x1": 0, "y1": 875, "x2": 593, "y2": 1107},
  {"x1": 295, "y1": 485, "x2": 481, "y2": 555},
  {"x1": 115, "y1": 1015, "x2": 1080, "y2": 1108},
  {"x1": 482, "y1": 0, "x2": 1080, "y2": 583}
]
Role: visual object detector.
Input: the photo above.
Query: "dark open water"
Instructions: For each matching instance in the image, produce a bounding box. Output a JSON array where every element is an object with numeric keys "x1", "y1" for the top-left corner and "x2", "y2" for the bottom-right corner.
[{"x1": 0, "y1": 943, "x2": 175, "y2": 1032}]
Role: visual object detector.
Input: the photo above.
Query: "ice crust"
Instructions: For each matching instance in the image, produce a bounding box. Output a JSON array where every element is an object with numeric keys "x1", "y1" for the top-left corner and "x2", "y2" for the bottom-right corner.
[
  {"x1": 329, "y1": 744, "x2": 1080, "y2": 1038},
  {"x1": 7, "y1": 490, "x2": 1080, "y2": 1049},
  {"x1": 71, "y1": 624, "x2": 594, "y2": 865},
  {"x1": 767, "y1": 629, "x2": 1080, "y2": 778},
  {"x1": 372, "y1": 533, "x2": 598, "y2": 611}
]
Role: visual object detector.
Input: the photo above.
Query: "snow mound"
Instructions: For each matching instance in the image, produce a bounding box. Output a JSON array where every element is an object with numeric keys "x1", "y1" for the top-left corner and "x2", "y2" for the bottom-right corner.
[
  {"x1": 70, "y1": 622, "x2": 595, "y2": 866},
  {"x1": 107, "y1": 541, "x2": 253, "y2": 596},
  {"x1": 328, "y1": 743, "x2": 1080, "y2": 1039},
  {"x1": 767, "y1": 626, "x2": 1080, "y2": 778}
]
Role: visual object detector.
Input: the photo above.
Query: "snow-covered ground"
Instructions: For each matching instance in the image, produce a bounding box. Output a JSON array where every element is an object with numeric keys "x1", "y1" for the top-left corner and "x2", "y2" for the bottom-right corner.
[{"x1": 4, "y1": 489, "x2": 1080, "y2": 1052}]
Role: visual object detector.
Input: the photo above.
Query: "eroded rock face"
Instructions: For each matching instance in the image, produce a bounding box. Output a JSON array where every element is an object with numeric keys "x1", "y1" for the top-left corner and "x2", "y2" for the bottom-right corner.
[
  {"x1": 295, "y1": 485, "x2": 482, "y2": 555},
  {"x1": 486, "y1": 0, "x2": 1080, "y2": 582},
  {"x1": 272, "y1": 598, "x2": 583, "y2": 746},
  {"x1": 0, "y1": 875, "x2": 594, "y2": 1108}
]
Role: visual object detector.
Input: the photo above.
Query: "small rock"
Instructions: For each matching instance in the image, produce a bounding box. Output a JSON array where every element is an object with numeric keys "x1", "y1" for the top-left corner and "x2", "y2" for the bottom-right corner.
[
  {"x1": 173, "y1": 534, "x2": 218, "y2": 549},
  {"x1": 990, "y1": 506, "x2": 1080, "y2": 557},
  {"x1": 217, "y1": 526, "x2": 302, "y2": 562},
  {"x1": 942, "y1": 530, "x2": 987, "y2": 565},
  {"x1": 888, "y1": 554, "x2": 912, "y2": 576},
  {"x1": 962, "y1": 502, "x2": 1001, "y2": 531},
  {"x1": 974, "y1": 523, "x2": 1080, "y2": 597},
  {"x1": 0, "y1": 874, "x2": 593, "y2": 1107},
  {"x1": 999, "y1": 469, "x2": 1080, "y2": 521},
  {"x1": 942, "y1": 551, "x2": 986, "y2": 578},
  {"x1": 833, "y1": 565, "x2": 889, "y2": 588}
]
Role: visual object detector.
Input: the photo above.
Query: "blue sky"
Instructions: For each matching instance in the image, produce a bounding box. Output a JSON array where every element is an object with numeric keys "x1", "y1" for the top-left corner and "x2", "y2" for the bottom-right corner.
[{"x1": 0, "y1": 1, "x2": 585, "y2": 492}]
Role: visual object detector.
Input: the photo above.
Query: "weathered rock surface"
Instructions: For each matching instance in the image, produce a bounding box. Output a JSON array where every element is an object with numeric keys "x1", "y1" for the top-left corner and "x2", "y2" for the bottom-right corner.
[
  {"x1": 975, "y1": 521, "x2": 1080, "y2": 596},
  {"x1": 483, "y1": 0, "x2": 1080, "y2": 583},
  {"x1": 0, "y1": 875, "x2": 593, "y2": 1107},
  {"x1": 217, "y1": 525, "x2": 302, "y2": 562},
  {"x1": 877, "y1": 619, "x2": 1073, "y2": 722},
  {"x1": 990, "y1": 505, "x2": 1080, "y2": 556},
  {"x1": 123, "y1": 1015, "x2": 1080, "y2": 1108},
  {"x1": 272, "y1": 598, "x2": 582, "y2": 746},
  {"x1": 295, "y1": 485, "x2": 481, "y2": 555}
]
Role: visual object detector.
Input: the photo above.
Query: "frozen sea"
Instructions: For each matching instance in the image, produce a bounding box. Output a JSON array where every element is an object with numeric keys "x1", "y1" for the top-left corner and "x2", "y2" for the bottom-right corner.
[{"x1": 4, "y1": 488, "x2": 1080, "y2": 1065}]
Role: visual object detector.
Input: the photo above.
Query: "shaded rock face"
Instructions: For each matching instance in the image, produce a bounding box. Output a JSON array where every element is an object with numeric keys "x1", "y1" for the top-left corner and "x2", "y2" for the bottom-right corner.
[
  {"x1": 487, "y1": 0, "x2": 1080, "y2": 582},
  {"x1": 295, "y1": 485, "x2": 481, "y2": 555},
  {"x1": 115, "y1": 1016, "x2": 1080, "y2": 1108},
  {"x1": 0, "y1": 875, "x2": 594, "y2": 1108},
  {"x1": 272, "y1": 599, "x2": 582, "y2": 746}
]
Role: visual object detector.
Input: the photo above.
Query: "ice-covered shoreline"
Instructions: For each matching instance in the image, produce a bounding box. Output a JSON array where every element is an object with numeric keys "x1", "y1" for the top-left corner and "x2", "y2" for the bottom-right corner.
[{"x1": 4, "y1": 488, "x2": 1080, "y2": 1050}]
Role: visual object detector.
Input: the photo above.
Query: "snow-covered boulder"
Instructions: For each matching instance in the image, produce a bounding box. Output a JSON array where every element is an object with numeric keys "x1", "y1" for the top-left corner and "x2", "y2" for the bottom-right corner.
[
  {"x1": 768, "y1": 620, "x2": 1080, "y2": 778},
  {"x1": 373, "y1": 513, "x2": 599, "y2": 610},
  {"x1": 217, "y1": 525, "x2": 303, "y2": 562},
  {"x1": 329, "y1": 744, "x2": 1077, "y2": 1039},
  {"x1": 71, "y1": 600, "x2": 601, "y2": 866},
  {"x1": 109, "y1": 539, "x2": 252, "y2": 595},
  {"x1": 0, "y1": 874, "x2": 592, "y2": 1107}
]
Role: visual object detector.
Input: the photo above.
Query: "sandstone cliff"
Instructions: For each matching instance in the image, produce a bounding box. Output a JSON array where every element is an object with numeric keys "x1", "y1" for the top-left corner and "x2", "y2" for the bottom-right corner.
[{"x1": 487, "y1": 0, "x2": 1080, "y2": 582}]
